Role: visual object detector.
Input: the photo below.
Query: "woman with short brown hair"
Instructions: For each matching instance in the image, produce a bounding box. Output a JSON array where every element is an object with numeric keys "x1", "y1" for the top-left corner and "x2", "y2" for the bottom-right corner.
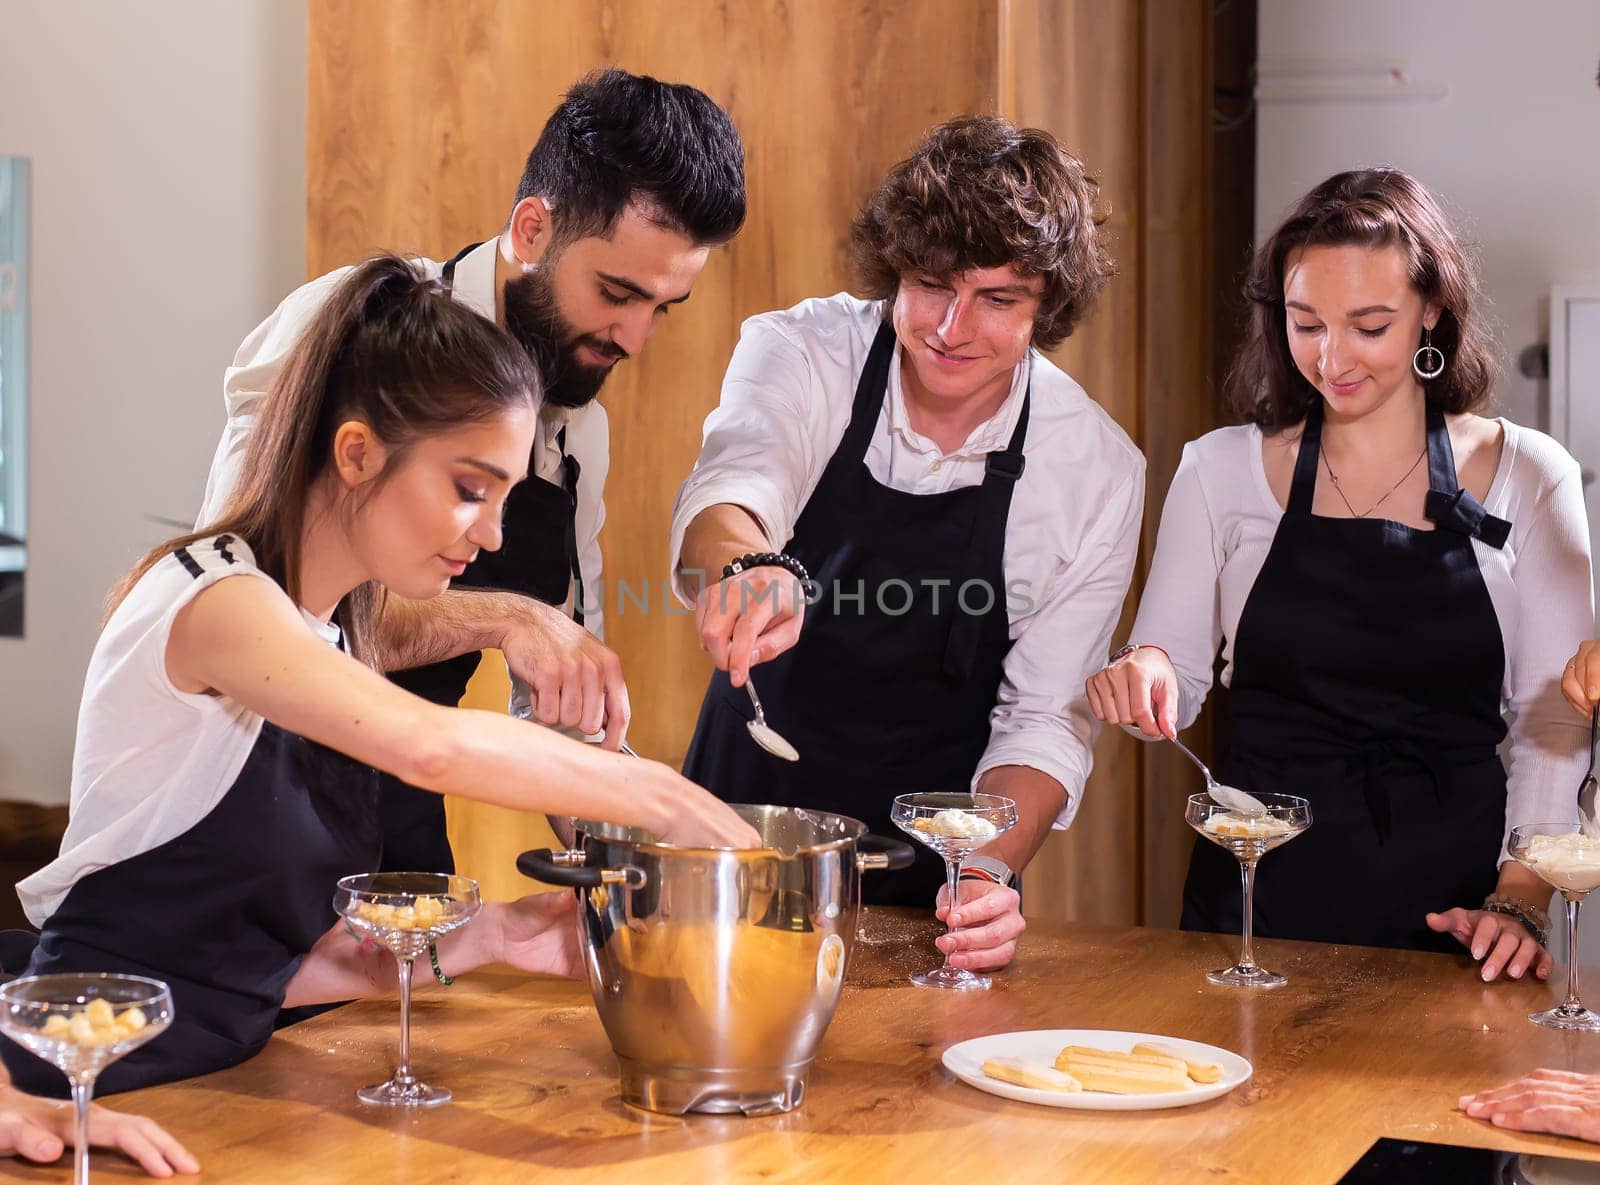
[{"x1": 1088, "y1": 169, "x2": 1592, "y2": 977}]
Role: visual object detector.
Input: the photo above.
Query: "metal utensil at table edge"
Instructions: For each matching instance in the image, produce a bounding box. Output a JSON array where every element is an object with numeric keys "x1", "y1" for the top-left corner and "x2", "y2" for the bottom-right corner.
[
  {"x1": 1169, "y1": 733, "x2": 1269, "y2": 815},
  {"x1": 1579, "y1": 705, "x2": 1600, "y2": 840}
]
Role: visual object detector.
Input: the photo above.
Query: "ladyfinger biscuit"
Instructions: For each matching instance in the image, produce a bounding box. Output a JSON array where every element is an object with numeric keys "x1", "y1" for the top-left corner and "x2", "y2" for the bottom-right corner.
[
  {"x1": 1054, "y1": 1045, "x2": 1188, "y2": 1076},
  {"x1": 1055, "y1": 1047, "x2": 1191, "y2": 1094},
  {"x1": 1132, "y1": 1041, "x2": 1224, "y2": 1084},
  {"x1": 1058, "y1": 1059, "x2": 1191, "y2": 1094},
  {"x1": 981, "y1": 1056, "x2": 1083, "y2": 1093}
]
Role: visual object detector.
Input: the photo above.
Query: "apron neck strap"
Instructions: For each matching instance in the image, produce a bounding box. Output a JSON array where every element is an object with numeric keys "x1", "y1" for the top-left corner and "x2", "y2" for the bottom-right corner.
[
  {"x1": 837, "y1": 322, "x2": 898, "y2": 466},
  {"x1": 1288, "y1": 400, "x2": 1510, "y2": 547},
  {"x1": 942, "y1": 374, "x2": 1031, "y2": 681},
  {"x1": 1423, "y1": 406, "x2": 1458, "y2": 496},
  {"x1": 439, "y1": 241, "x2": 482, "y2": 295},
  {"x1": 1422, "y1": 407, "x2": 1513, "y2": 548},
  {"x1": 1286, "y1": 402, "x2": 1324, "y2": 515}
]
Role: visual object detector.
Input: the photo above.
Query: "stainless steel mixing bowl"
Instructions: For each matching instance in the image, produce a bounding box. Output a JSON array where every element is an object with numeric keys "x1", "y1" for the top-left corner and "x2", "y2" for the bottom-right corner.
[{"x1": 517, "y1": 804, "x2": 913, "y2": 1115}]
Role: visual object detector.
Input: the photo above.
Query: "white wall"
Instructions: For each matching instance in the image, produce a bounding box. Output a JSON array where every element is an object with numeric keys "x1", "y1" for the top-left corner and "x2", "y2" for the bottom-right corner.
[
  {"x1": 0, "y1": 2, "x2": 306, "y2": 804},
  {"x1": 1256, "y1": 0, "x2": 1600, "y2": 429}
]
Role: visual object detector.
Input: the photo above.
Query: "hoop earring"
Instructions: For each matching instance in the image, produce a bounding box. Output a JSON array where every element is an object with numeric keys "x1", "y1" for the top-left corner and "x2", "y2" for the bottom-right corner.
[{"x1": 1413, "y1": 329, "x2": 1446, "y2": 381}]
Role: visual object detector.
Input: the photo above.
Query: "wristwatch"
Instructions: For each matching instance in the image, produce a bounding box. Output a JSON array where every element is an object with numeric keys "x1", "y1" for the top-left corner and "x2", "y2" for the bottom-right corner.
[{"x1": 959, "y1": 855, "x2": 1015, "y2": 887}]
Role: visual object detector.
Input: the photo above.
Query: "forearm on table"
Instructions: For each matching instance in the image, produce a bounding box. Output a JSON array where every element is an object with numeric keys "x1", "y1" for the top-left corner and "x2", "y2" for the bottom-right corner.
[
  {"x1": 974, "y1": 764, "x2": 1067, "y2": 872},
  {"x1": 374, "y1": 590, "x2": 529, "y2": 672},
  {"x1": 283, "y1": 908, "x2": 503, "y2": 1008}
]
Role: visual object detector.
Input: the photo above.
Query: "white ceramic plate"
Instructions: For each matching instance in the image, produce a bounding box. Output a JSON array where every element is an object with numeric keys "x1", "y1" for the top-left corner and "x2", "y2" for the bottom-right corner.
[{"x1": 942, "y1": 1029, "x2": 1252, "y2": 1112}]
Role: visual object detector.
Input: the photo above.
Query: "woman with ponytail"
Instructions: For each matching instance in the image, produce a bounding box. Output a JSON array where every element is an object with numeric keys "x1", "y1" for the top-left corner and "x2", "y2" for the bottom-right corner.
[{"x1": 1, "y1": 255, "x2": 757, "y2": 1099}]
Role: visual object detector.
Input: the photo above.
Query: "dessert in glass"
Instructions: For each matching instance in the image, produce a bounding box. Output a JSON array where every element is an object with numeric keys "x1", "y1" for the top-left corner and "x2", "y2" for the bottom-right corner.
[
  {"x1": 0, "y1": 973, "x2": 173, "y2": 1185},
  {"x1": 1187, "y1": 792, "x2": 1312, "y2": 989},
  {"x1": 1510, "y1": 823, "x2": 1600, "y2": 1032},
  {"x1": 891, "y1": 792, "x2": 1018, "y2": 990},
  {"x1": 335, "y1": 872, "x2": 481, "y2": 1105}
]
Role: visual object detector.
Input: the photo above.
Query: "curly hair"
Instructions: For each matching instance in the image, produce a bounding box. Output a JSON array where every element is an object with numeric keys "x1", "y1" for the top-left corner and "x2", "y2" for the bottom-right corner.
[
  {"x1": 1228, "y1": 168, "x2": 1498, "y2": 430},
  {"x1": 848, "y1": 115, "x2": 1114, "y2": 350}
]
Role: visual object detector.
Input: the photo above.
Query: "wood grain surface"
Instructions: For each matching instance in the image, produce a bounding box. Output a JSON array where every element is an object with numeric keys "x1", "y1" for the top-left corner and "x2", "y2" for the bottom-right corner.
[
  {"x1": 79, "y1": 911, "x2": 1600, "y2": 1184},
  {"x1": 307, "y1": 1, "x2": 1229, "y2": 929}
]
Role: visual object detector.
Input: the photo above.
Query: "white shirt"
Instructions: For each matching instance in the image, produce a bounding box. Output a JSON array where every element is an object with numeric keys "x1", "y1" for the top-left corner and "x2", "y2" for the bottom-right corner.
[
  {"x1": 198, "y1": 239, "x2": 610, "y2": 647},
  {"x1": 1130, "y1": 421, "x2": 1595, "y2": 853},
  {"x1": 18, "y1": 537, "x2": 341, "y2": 926},
  {"x1": 669, "y1": 293, "x2": 1147, "y2": 827}
]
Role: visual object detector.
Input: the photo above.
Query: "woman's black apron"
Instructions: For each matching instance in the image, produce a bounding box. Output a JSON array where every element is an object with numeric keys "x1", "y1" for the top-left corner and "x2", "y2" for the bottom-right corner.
[
  {"x1": 684, "y1": 324, "x2": 1028, "y2": 906},
  {"x1": 381, "y1": 242, "x2": 584, "y2": 874},
  {"x1": 1182, "y1": 405, "x2": 1513, "y2": 952},
  {"x1": 1, "y1": 585, "x2": 381, "y2": 1096}
]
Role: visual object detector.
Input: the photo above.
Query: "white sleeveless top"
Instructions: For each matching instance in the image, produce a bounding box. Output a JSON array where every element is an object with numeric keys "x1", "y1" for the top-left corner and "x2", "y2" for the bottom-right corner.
[{"x1": 18, "y1": 536, "x2": 341, "y2": 925}]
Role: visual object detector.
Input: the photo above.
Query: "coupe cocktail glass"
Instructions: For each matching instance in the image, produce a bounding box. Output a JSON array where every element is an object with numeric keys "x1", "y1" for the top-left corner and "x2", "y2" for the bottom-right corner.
[
  {"x1": 0, "y1": 973, "x2": 173, "y2": 1185},
  {"x1": 891, "y1": 792, "x2": 1018, "y2": 990},
  {"x1": 1186, "y1": 792, "x2": 1312, "y2": 989},
  {"x1": 335, "y1": 872, "x2": 481, "y2": 1105}
]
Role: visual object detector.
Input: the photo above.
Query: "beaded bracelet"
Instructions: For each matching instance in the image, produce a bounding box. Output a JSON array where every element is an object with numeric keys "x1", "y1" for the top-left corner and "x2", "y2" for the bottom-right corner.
[
  {"x1": 428, "y1": 942, "x2": 454, "y2": 987},
  {"x1": 1482, "y1": 894, "x2": 1550, "y2": 949},
  {"x1": 722, "y1": 551, "x2": 809, "y2": 585}
]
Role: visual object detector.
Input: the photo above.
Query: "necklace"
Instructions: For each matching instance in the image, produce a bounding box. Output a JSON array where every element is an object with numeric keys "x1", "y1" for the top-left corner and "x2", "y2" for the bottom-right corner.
[{"x1": 1321, "y1": 445, "x2": 1427, "y2": 518}]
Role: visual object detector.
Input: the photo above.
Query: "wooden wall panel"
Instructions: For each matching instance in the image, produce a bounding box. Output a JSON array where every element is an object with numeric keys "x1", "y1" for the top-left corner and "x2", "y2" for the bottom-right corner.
[
  {"x1": 1000, "y1": 0, "x2": 1145, "y2": 925},
  {"x1": 309, "y1": 0, "x2": 1001, "y2": 895},
  {"x1": 1139, "y1": 0, "x2": 1217, "y2": 927},
  {"x1": 308, "y1": 1, "x2": 1224, "y2": 923},
  {"x1": 1001, "y1": 1, "x2": 1224, "y2": 926}
]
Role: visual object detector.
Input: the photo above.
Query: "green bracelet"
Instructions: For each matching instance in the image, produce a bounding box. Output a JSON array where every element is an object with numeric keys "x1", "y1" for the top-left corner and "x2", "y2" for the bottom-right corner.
[{"x1": 428, "y1": 942, "x2": 454, "y2": 987}]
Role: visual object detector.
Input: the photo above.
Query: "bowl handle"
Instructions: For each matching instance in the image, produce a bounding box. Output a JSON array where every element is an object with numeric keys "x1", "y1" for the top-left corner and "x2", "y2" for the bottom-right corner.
[
  {"x1": 856, "y1": 834, "x2": 916, "y2": 873},
  {"x1": 516, "y1": 848, "x2": 646, "y2": 889}
]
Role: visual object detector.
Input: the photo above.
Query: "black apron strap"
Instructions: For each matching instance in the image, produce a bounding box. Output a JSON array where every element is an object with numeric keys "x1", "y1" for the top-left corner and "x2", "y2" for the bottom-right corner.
[
  {"x1": 556, "y1": 427, "x2": 585, "y2": 626},
  {"x1": 443, "y1": 239, "x2": 590, "y2": 615},
  {"x1": 1286, "y1": 402, "x2": 1323, "y2": 516},
  {"x1": 439, "y1": 241, "x2": 481, "y2": 293},
  {"x1": 943, "y1": 386, "x2": 1031, "y2": 680},
  {"x1": 836, "y1": 323, "x2": 898, "y2": 467},
  {"x1": 1422, "y1": 407, "x2": 1511, "y2": 549}
]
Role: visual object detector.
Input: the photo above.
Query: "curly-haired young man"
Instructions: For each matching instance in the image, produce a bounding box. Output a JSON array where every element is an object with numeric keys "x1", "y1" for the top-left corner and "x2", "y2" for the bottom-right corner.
[{"x1": 672, "y1": 116, "x2": 1145, "y2": 975}]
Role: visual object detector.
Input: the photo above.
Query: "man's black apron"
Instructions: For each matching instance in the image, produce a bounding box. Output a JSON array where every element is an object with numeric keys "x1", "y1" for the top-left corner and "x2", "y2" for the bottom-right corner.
[
  {"x1": 381, "y1": 242, "x2": 584, "y2": 873},
  {"x1": 1183, "y1": 404, "x2": 1513, "y2": 951},
  {"x1": 684, "y1": 324, "x2": 1029, "y2": 906}
]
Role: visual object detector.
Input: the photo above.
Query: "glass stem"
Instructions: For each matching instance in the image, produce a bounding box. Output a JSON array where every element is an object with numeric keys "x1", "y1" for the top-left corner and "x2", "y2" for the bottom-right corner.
[
  {"x1": 69, "y1": 1077, "x2": 92, "y2": 1185},
  {"x1": 1238, "y1": 858, "x2": 1260, "y2": 973},
  {"x1": 1563, "y1": 895, "x2": 1584, "y2": 1013},
  {"x1": 942, "y1": 857, "x2": 961, "y2": 970},
  {"x1": 395, "y1": 956, "x2": 416, "y2": 1088}
]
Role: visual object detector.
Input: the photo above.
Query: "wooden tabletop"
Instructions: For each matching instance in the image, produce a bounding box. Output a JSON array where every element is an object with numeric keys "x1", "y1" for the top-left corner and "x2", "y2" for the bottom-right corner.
[{"x1": 64, "y1": 910, "x2": 1600, "y2": 1183}]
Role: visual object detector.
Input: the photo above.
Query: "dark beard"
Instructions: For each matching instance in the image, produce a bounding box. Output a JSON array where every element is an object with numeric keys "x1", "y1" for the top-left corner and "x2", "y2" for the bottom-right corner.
[{"x1": 502, "y1": 268, "x2": 626, "y2": 409}]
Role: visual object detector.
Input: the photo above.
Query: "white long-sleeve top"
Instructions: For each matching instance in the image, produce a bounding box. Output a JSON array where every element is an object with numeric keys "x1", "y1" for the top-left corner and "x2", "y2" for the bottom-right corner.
[
  {"x1": 669, "y1": 293, "x2": 1147, "y2": 827},
  {"x1": 197, "y1": 239, "x2": 610, "y2": 649},
  {"x1": 1130, "y1": 421, "x2": 1595, "y2": 852}
]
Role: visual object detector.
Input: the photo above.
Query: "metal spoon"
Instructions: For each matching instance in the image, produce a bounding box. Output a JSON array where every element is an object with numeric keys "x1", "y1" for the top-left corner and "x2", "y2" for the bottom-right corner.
[
  {"x1": 1169, "y1": 733, "x2": 1269, "y2": 815},
  {"x1": 743, "y1": 679, "x2": 799, "y2": 762},
  {"x1": 1579, "y1": 705, "x2": 1599, "y2": 840}
]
